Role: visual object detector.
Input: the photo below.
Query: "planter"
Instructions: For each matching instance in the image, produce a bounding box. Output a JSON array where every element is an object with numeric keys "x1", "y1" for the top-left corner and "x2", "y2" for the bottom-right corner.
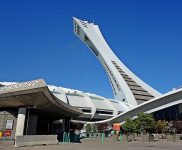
[
  {"x1": 121, "y1": 135, "x2": 127, "y2": 141},
  {"x1": 141, "y1": 134, "x2": 154, "y2": 142},
  {"x1": 167, "y1": 134, "x2": 176, "y2": 142},
  {"x1": 126, "y1": 134, "x2": 133, "y2": 142},
  {"x1": 179, "y1": 134, "x2": 182, "y2": 140}
]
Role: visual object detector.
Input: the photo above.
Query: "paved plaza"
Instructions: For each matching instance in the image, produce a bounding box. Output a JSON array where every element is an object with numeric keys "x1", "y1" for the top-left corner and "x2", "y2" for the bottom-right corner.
[{"x1": 0, "y1": 138, "x2": 182, "y2": 150}]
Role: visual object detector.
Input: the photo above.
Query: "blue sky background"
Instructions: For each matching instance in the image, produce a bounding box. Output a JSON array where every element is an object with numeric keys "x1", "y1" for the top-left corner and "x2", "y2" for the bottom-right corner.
[{"x1": 0, "y1": 0, "x2": 182, "y2": 98}]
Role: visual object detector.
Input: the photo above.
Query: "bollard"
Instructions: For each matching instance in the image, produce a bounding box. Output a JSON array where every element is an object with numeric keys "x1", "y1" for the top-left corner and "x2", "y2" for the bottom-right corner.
[
  {"x1": 62, "y1": 132, "x2": 65, "y2": 144},
  {"x1": 119, "y1": 133, "x2": 122, "y2": 143},
  {"x1": 74, "y1": 134, "x2": 77, "y2": 143},
  {"x1": 67, "y1": 133, "x2": 70, "y2": 143},
  {"x1": 65, "y1": 133, "x2": 68, "y2": 143},
  {"x1": 62, "y1": 132, "x2": 66, "y2": 144},
  {"x1": 101, "y1": 133, "x2": 105, "y2": 143}
]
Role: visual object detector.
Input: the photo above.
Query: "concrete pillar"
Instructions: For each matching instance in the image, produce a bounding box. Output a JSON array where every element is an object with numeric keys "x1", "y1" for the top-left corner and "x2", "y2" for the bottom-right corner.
[
  {"x1": 15, "y1": 107, "x2": 26, "y2": 136},
  {"x1": 62, "y1": 118, "x2": 70, "y2": 133}
]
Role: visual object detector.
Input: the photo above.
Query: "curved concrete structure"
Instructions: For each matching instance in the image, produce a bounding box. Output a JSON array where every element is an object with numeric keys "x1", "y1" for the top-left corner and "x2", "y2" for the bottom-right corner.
[
  {"x1": 48, "y1": 85, "x2": 132, "y2": 121},
  {"x1": 73, "y1": 17, "x2": 161, "y2": 106},
  {"x1": 0, "y1": 80, "x2": 132, "y2": 121},
  {"x1": 93, "y1": 88, "x2": 182, "y2": 124},
  {"x1": 0, "y1": 79, "x2": 82, "y2": 119}
]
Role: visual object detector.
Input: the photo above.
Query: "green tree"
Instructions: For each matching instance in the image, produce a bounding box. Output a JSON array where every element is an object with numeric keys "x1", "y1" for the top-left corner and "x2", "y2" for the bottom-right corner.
[
  {"x1": 123, "y1": 117, "x2": 137, "y2": 141},
  {"x1": 123, "y1": 117, "x2": 136, "y2": 134},
  {"x1": 85, "y1": 124, "x2": 92, "y2": 133},
  {"x1": 133, "y1": 118, "x2": 141, "y2": 135},
  {"x1": 92, "y1": 124, "x2": 97, "y2": 133},
  {"x1": 137, "y1": 112, "x2": 155, "y2": 134}
]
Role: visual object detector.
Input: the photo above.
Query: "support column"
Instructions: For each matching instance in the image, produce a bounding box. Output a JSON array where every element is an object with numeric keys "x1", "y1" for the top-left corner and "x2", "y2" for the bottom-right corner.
[
  {"x1": 62, "y1": 118, "x2": 70, "y2": 133},
  {"x1": 15, "y1": 107, "x2": 26, "y2": 136}
]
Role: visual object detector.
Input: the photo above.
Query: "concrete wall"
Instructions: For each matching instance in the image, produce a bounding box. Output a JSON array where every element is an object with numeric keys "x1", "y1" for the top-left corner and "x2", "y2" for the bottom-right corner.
[
  {"x1": 0, "y1": 109, "x2": 17, "y2": 140},
  {"x1": 15, "y1": 135, "x2": 58, "y2": 147}
]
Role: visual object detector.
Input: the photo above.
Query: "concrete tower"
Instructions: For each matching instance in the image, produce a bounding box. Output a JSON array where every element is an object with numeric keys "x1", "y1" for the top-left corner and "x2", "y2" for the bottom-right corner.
[{"x1": 73, "y1": 17, "x2": 161, "y2": 106}]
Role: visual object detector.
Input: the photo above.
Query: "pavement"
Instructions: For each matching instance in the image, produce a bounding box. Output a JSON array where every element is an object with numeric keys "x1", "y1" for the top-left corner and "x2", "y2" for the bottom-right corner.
[{"x1": 0, "y1": 138, "x2": 182, "y2": 150}]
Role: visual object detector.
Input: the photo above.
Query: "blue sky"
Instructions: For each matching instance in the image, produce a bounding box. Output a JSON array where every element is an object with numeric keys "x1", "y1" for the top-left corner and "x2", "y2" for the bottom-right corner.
[{"x1": 0, "y1": 0, "x2": 182, "y2": 98}]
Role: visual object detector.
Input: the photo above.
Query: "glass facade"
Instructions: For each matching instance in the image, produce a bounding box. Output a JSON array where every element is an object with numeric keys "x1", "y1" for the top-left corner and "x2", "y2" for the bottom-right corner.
[{"x1": 153, "y1": 104, "x2": 182, "y2": 121}]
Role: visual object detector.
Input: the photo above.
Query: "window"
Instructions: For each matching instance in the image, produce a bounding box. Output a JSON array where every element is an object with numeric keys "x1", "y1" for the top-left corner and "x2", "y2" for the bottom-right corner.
[{"x1": 84, "y1": 35, "x2": 99, "y2": 56}]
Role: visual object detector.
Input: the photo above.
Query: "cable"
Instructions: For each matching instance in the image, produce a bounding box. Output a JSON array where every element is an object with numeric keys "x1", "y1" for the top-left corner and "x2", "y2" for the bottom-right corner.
[{"x1": 16, "y1": 40, "x2": 82, "y2": 81}]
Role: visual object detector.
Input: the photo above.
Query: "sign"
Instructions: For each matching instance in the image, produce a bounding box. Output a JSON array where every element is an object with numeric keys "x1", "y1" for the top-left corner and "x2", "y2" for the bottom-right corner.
[
  {"x1": 4, "y1": 131, "x2": 12, "y2": 137},
  {"x1": 5, "y1": 120, "x2": 14, "y2": 130},
  {"x1": 113, "y1": 123, "x2": 121, "y2": 131}
]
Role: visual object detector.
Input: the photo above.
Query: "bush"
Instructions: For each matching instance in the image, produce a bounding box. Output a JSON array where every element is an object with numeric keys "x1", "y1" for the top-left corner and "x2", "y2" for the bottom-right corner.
[
  {"x1": 96, "y1": 123, "x2": 108, "y2": 133},
  {"x1": 156, "y1": 120, "x2": 168, "y2": 133}
]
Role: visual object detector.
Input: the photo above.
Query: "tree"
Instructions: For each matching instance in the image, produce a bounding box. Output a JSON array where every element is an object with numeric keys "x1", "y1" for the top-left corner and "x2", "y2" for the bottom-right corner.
[
  {"x1": 85, "y1": 124, "x2": 92, "y2": 133},
  {"x1": 133, "y1": 118, "x2": 141, "y2": 135},
  {"x1": 123, "y1": 117, "x2": 136, "y2": 134},
  {"x1": 173, "y1": 121, "x2": 182, "y2": 134},
  {"x1": 122, "y1": 117, "x2": 136, "y2": 141},
  {"x1": 92, "y1": 124, "x2": 97, "y2": 133},
  {"x1": 136, "y1": 112, "x2": 155, "y2": 134}
]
